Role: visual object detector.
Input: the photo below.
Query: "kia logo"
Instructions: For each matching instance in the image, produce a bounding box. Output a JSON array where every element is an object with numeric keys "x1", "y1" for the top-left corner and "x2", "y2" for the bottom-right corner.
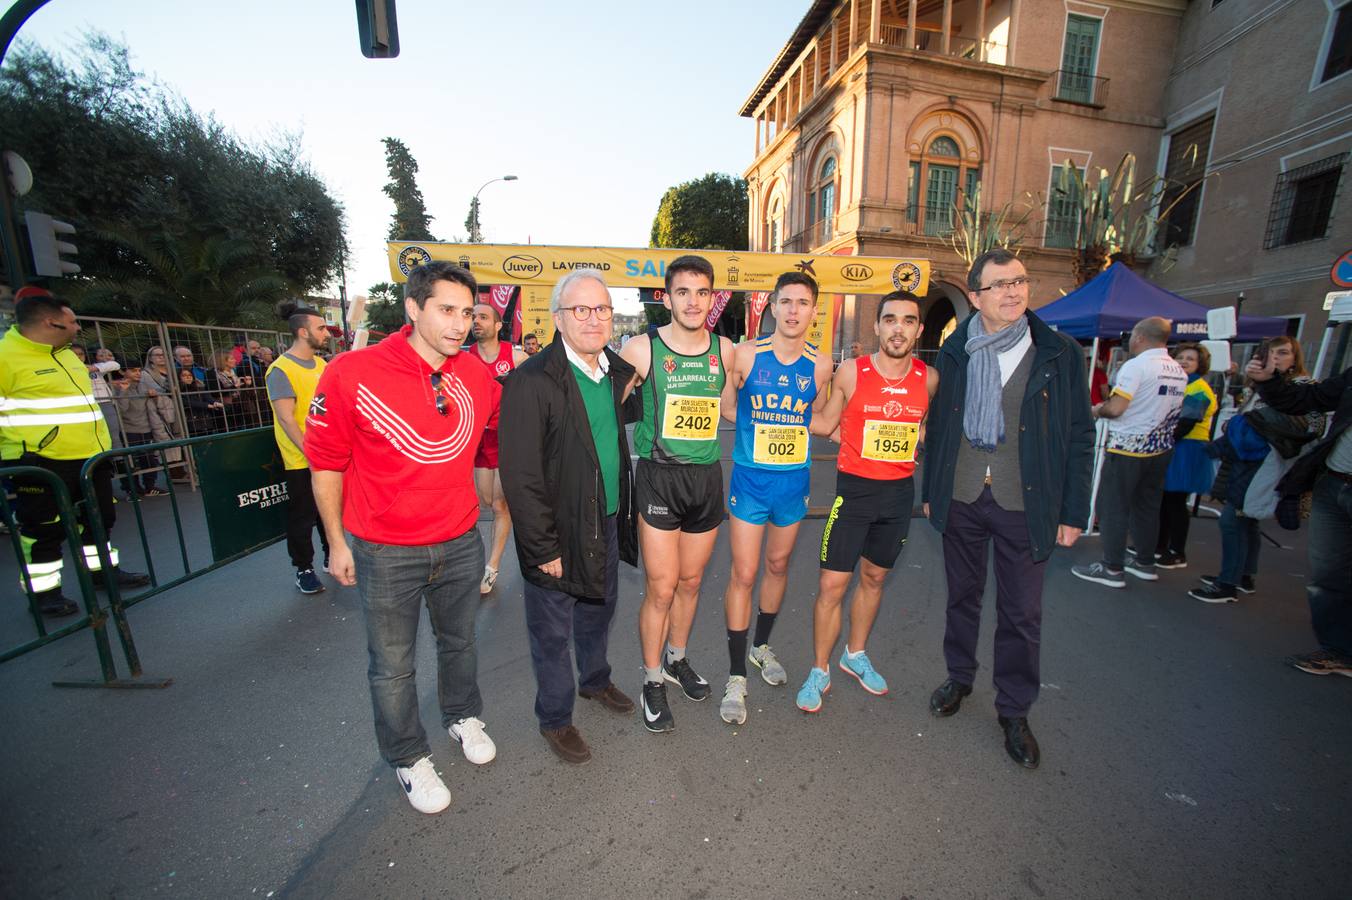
[
  {"x1": 503, "y1": 255, "x2": 543, "y2": 279},
  {"x1": 841, "y1": 264, "x2": 873, "y2": 282}
]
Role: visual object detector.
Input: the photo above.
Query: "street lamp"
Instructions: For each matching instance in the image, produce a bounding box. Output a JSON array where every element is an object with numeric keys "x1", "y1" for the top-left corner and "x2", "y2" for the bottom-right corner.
[{"x1": 472, "y1": 174, "x2": 518, "y2": 243}]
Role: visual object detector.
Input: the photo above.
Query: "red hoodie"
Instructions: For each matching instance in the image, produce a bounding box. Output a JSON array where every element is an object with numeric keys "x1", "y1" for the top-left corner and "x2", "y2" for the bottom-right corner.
[{"x1": 305, "y1": 326, "x2": 500, "y2": 545}]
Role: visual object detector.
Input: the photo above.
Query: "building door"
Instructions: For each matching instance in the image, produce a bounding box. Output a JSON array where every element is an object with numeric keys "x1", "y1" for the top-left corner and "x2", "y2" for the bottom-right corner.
[
  {"x1": 1060, "y1": 15, "x2": 1100, "y2": 104},
  {"x1": 924, "y1": 164, "x2": 958, "y2": 236}
]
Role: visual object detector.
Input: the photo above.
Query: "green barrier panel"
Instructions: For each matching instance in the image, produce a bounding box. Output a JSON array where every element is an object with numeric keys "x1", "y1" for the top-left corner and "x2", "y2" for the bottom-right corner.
[{"x1": 194, "y1": 429, "x2": 290, "y2": 563}]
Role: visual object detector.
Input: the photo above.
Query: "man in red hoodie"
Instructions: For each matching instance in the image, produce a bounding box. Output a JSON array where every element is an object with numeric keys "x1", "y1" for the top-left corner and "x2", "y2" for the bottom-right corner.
[{"x1": 307, "y1": 261, "x2": 501, "y2": 815}]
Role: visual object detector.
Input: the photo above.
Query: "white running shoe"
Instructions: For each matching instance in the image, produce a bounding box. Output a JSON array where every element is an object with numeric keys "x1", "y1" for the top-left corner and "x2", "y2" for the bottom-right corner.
[
  {"x1": 449, "y1": 716, "x2": 497, "y2": 765},
  {"x1": 749, "y1": 643, "x2": 788, "y2": 685},
  {"x1": 395, "y1": 756, "x2": 451, "y2": 814},
  {"x1": 719, "y1": 676, "x2": 748, "y2": 725},
  {"x1": 480, "y1": 566, "x2": 498, "y2": 595}
]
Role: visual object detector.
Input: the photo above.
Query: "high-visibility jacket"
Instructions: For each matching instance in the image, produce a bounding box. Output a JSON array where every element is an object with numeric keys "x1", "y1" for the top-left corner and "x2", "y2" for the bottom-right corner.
[{"x1": 0, "y1": 326, "x2": 111, "y2": 461}]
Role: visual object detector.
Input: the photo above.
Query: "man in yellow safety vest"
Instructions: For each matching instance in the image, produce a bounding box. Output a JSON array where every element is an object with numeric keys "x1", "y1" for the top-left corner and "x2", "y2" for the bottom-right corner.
[{"x1": 0, "y1": 287, "x2": 149, "y2": 617}]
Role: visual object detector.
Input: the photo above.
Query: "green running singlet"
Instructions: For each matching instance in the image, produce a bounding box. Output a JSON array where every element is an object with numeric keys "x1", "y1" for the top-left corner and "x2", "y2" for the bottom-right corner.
[{"x1": 633, "y1": 331, "x2": 726, "y2": 466}]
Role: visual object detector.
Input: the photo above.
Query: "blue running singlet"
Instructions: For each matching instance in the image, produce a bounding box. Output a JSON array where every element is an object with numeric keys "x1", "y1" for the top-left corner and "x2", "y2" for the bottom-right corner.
[{"x1": 732, "y1": 338, "x2": 819, "y2": 471}]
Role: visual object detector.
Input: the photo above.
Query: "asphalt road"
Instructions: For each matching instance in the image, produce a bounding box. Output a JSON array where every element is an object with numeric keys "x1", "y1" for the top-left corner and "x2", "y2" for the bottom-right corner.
[{"x1": 1, "y1": 452, "x2": 1350, "y2": 899}]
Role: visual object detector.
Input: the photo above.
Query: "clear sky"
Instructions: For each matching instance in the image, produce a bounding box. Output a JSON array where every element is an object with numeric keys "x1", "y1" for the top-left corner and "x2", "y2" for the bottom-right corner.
[{"x1": 12, "y1": 0, "x2": 806, "y2": 315}]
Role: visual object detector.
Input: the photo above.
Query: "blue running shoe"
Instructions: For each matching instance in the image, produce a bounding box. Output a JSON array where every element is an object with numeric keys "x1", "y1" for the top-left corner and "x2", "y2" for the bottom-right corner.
[
  {"x1": 796, "y1": 667, "x2": 831, "y2": 713},
  {"x1": 838, "y1": 649, "x2": 888, "y2": 695}
]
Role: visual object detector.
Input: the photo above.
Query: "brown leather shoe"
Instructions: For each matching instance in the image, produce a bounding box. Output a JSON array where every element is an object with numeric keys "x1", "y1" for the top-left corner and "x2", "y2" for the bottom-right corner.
[
  {"x1": 540, "y1": 725, "x2": 591, "y2": 764},
  {"x1": 578, "y1": 682, "x2": 635, "y2": 714}
]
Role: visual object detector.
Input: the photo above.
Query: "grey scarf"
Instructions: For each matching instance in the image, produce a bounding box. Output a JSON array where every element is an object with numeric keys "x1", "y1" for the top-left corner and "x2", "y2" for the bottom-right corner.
[{"x1": 963, "y1": 313, "x2": 1030, "y2": 451}]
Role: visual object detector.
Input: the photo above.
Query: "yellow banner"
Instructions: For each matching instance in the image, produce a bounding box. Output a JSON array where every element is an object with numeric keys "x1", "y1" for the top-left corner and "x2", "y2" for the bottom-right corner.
[
  {"x1": 520, "y1": 285, "x2": 555, "y2": 347},
  {"x1": 386, "y1": 242, "x2": 929, "y2": 296}
]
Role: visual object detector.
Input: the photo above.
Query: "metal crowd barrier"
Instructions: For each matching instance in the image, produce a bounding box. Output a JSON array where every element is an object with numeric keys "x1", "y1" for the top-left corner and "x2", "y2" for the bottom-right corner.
[
  {"x1": 0, "y1": 465, "x2": 166, "y2": 687},
  {"x1": 2, "y1": 429, "x2": 287, "y2": 686}
]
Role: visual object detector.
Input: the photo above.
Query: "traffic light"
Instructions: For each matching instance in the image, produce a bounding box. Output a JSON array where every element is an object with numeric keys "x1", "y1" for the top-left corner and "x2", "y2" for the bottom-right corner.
[
  {"x1": 24, "y1": 210, "x2": 79, "y2": 277},
  {"x1": 355, "y1": 0, "x2": 399, "y2": 58}
]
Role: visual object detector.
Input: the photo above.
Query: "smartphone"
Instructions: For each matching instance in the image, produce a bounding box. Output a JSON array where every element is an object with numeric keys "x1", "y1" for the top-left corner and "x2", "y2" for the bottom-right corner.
[{"x1": 1251, "y1": 339, "x2": 1272, "y2": 366}]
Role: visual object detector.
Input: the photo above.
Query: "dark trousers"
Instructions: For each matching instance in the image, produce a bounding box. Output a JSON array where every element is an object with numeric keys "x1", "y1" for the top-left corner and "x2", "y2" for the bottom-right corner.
[
  {"x1": 13, "y1": 455, "x2": 117, "y2": 600},
  {"x1": 121, "y1": 432, "x2": 162, "y2": 493},
  {"x1": 284, "y1": 468, "x2": 329, "y2": 571},
  {"x1": 522, "y1": 516, "x2": 619, "y2": 730},
  {"x1": 1308, "y1": 474, "x2": 1352, "y2": 656},
  {"x1": 1217, "y1": 502, "x2": 1261, "y2": 586},
  {"x1": 351, "y1": 529, "x2": 484, "y2": 769},
  {"x1": 941, "y1": 487, "x2": 1046, "y2": 718},
  {"x1": 1156, "y1": 491, "x2": 1192, "y2": 556},
  {"x1": 1099, "y1": 450, "x2": 1172, "y2": 569}
]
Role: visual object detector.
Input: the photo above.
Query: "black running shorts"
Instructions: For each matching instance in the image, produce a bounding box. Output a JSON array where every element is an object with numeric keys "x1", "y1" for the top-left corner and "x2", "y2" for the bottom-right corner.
[
  {"x1": 819, "y1": 470, "x2": 915, "y2": 572},
  {"x1": 636, "y1": 458, "x2": 725, "y2": 533}
]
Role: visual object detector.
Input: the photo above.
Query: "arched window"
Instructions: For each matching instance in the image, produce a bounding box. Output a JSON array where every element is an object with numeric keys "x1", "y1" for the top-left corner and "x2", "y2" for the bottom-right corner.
[
  {"x1": 908, "y1": 135, "x2": 981, "y2": 237},
  {"x1": 767, "y1": 196, "x2": 784, "y2": 253},
  {"x1": 808, "y1": 157, "x2": 837, "y2": 246}
]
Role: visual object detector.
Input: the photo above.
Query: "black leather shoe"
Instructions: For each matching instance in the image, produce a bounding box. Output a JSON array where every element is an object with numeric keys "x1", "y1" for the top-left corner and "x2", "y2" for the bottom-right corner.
[
  {"x1": 91, "y1": 568, "x2": 151, "y2": 589},
  {"x1": 929, "y1": 679, "x2": 972, "y2": 717},
  {"x1": 999, "y1": 715, "x2": 1040, "y2": 769},
  {"x1": 38, "y1": 595, "x2": 79, "y2": 618}
]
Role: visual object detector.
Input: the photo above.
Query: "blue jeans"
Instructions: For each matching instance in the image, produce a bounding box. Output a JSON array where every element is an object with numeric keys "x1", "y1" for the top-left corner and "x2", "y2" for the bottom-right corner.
[
  {"x1": 352, "y1": 530, "x2": 484, "y2": 769},
  {"x1": 1217, "y1": 503, "x2": 1260, "y2": 587},
  {"x1": 522, "y1": 516, "x2": 619, "y2": 730},
  {"x1": 1308, "y1": 474, "x2": 1352, "y2": 655}
]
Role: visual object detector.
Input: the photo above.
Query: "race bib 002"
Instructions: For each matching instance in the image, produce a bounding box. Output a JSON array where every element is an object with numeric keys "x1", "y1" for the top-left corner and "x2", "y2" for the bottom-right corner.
[
  {"x1": 662, "y1": 395, "x2": 720, "y2": 441},
  {"x1": 752, "y1": 423, "x2": 807, "y2": 465},
  {"x1": 861, "y1": 420, "x2": 918, "y2": 462}
]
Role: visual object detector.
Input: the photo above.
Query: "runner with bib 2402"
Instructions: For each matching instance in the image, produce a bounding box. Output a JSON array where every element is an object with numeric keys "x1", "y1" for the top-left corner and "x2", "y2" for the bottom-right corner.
[{"x1": 620, "y1": 255, "x2": 736, "y2": 734}]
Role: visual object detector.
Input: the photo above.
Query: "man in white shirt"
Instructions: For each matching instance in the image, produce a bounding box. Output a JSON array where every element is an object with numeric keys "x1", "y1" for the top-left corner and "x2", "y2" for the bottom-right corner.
[{"x1": 1073, "y1": 316, "x2": 1186, "y2": 588}]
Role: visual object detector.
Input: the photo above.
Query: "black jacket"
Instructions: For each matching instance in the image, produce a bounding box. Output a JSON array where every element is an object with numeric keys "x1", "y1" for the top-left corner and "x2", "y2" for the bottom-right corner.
[
  {"x1": 499, "y1": 336, "x2": 637, "y2": 600},
  {"x1": 1255, "y1": 364, "x2": 1352, "y2": 494},
  {"x1": 922, "y1": 311, "x2": 1095, "y2": 562}
]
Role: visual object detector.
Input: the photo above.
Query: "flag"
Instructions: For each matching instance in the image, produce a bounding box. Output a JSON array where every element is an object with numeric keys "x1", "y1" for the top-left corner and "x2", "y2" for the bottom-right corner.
[
  {"x1": 745, "y1": 291, "x2": 771, "y2": 337},
  {"x1": 705, "y1": 290, "x2": 733, "y2": 331}
]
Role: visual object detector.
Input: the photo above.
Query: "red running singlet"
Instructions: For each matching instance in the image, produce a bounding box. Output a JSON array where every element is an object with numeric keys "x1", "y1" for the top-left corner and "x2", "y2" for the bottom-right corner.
[{"x1": 838, "y1": 355, "x2": 929, "y2": 481}]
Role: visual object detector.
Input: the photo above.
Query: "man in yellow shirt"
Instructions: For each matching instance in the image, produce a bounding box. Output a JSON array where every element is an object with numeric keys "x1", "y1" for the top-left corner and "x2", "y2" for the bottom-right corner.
[{"x1": 265, "y1": 302, "x2": 330, "y2": 594}]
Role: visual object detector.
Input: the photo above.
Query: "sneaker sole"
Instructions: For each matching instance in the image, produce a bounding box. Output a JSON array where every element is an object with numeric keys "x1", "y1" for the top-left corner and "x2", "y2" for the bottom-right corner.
[
  {"x1": 1188, "y1": 591, "x2": 1237, "y2": 604},
  {"x1": 748, "y1": 656, "x2": 787, "y2": 686},
  {"x1": 796, "y1": 683, "x2": 830, "y2": 713},
  {"x1": 1155, "y1": 561, "x2": 1188, "y2": 570},
  {"x1": 296, "y1": 584, "x2": 325, "y2": 594},
  {"x1": 1123, "y1": 567, "x2": 1159, "y2": 581},
  {"x1": 662, "y1": 670, "x2": 711, "y2": 701},
  {"x1": 643, "y1": 718, "x2": 676, "y2": 733},
  {"x1": 1291, "y1": 662, "x2": 1352, "y2": 677},
  {"x1": 838, "y1": 661, "x2": 888, "y2": 696},
  {"x1": 1072, "y1": 570, "x2": 1126, "y2": 588}
]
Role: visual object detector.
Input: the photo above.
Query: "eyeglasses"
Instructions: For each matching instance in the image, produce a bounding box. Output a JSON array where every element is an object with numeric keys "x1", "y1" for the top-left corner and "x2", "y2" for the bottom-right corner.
[
  {"x1": 429, "y1": 372, "x2": 449, "y2": 416},
  {"x1": 974, "y1": 277, "x2": 1033, "y2": 294},
  {"x1": 558, "y1": 305, "x2": 614, "y2": 321}
]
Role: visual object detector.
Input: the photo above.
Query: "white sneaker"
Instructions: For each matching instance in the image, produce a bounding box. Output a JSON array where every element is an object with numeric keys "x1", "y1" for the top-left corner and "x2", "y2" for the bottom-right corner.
[
  {"x1": 480, "y1": 566, "x2": 498, "y2": 595},
  {"x1": 449, "y1": 716, "x2": 497, "y2": 765},
  {"x1": 719, "y1": 676, "x2": 748, "y2": 725},
  {"x1": 395, "y1": 756, "x2": 451, "y2": 814}
]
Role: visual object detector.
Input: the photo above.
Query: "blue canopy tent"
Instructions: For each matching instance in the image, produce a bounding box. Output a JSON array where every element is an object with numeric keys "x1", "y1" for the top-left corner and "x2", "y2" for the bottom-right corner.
[{"x1": 1037, "y1": 263, "x2": 1287, "y2": 341}]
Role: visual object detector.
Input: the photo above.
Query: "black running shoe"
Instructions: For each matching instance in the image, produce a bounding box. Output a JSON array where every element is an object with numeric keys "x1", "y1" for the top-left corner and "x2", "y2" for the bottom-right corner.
[
  {"x1": 640, "y1": 681, "x2": 675, "y2": 733},
  {"x1": 1201, "y1": 574, "x2": 1255, "y2": 594},
  {"x1": 662, "y1": 656, "x2": 711, "y2": 701}
]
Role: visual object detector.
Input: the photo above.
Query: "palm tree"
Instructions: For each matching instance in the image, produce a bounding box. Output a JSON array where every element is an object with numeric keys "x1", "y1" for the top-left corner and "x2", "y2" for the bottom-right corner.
[{"x1": 70, "y1": 226, "x2": 289, "y2": 326}]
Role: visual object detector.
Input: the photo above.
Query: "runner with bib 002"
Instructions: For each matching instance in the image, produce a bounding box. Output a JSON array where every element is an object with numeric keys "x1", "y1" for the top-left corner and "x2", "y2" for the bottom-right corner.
[
  {"x1": 620, "y1": 255, "x2": 736, "y2": 733},
  {"x1": 797, "y1": 291, "x2": 937, "y2": 713},
  {"x1": 715, "y1": 271, "x2": 833, "y2": 725}
]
